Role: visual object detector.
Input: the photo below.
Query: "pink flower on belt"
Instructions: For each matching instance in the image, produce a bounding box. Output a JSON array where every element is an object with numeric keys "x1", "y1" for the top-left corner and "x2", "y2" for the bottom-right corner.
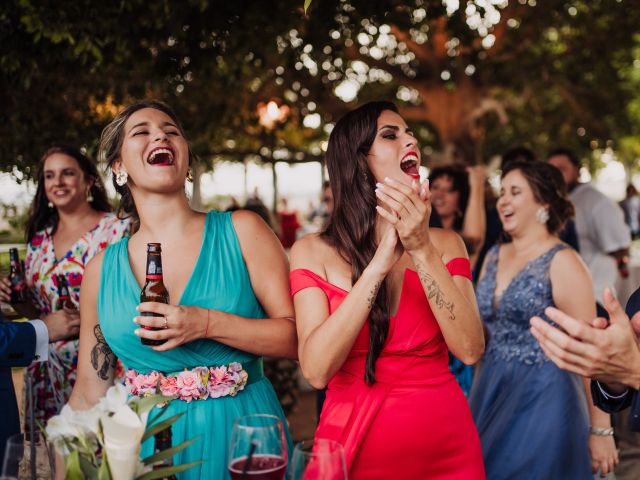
[
  {"x1": 134, "y1": 371, "x2": 160, "y2": 397},
  {"x1": 176, "y1": 370, "x2": 205, "y2": 403},
  {"x1": 159, "y1": 375, "x2": 179, "y2": 397}
]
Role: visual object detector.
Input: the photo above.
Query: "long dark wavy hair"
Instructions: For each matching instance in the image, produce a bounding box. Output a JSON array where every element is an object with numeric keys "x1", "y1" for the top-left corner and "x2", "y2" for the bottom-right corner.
[
  {"x1": 322, "y1": 101, "x2": 398, "y2": 385},
  {"x1": 25, "y1": 145, "x2": 112, "y2": 242},
  {"x1": 99, "y1": 100, "x2": 197, "y2": 231}
]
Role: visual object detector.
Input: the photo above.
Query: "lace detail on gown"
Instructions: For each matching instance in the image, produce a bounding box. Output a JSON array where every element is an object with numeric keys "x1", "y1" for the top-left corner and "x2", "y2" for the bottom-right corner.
[{"x1": 475, "y1": 243, "x2": 568, "y2": 366}]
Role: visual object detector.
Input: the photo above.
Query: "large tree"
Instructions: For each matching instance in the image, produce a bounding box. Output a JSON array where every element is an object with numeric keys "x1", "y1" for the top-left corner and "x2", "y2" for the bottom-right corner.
[
  {"x1": 2, "y1": 0, "x2": 639, "y2": 179},
  {"x1": 293, "y1": 0, "x2": 640, "y2": 165}
]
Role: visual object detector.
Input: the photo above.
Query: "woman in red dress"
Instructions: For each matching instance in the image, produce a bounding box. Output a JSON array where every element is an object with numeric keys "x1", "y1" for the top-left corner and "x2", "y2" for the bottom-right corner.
[{"x1": 290, "y1": 101, "x2": 486, "y2": 479}]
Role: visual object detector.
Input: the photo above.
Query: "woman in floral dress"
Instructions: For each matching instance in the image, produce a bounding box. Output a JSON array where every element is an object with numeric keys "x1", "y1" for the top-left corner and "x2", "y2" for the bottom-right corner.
[{"x1": 1, "y1": 145, "x2": 129, "y2": 423}]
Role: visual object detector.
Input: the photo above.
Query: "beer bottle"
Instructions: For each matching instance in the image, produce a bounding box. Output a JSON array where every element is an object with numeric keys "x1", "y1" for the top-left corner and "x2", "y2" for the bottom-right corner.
[
  {"x1": 56, "y1": 274, "x2": 77, "y2": 311},
  {"x1": 9, "y1": 248, "x2": 27, "y2": 304},
  {"x1": 153, "y1": 426, "x2": 178, "y2": 479},
  {"x1": 140, "y1": 243, "x2": 169, "y2": 346}
]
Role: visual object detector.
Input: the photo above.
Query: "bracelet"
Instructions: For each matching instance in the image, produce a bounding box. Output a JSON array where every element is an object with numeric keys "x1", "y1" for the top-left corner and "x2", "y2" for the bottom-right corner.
[{"x1": 589, "y1": 426, "x2": 614, "y2": 436}]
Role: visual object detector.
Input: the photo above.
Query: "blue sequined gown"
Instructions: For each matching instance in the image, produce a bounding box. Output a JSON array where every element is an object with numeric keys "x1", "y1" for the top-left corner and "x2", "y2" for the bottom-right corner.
[
  {"x1": 469, "y1": 244, "x2": 592, "y2": 479},
  {"x1": 98, "y1": 211, "x2": 292, "y2": 479}
]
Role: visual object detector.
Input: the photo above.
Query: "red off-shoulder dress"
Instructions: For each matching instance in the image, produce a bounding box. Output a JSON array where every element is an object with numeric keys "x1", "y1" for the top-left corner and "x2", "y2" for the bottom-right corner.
[{"x1": 290, "y1": 258, "x2": 485, "y2": 479}]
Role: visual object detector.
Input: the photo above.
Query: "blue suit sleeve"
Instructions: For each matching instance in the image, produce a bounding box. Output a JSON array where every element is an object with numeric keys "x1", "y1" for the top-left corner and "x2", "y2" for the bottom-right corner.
[{"x1": 0, "y1": 322, "x2": 37, "y2": 367}]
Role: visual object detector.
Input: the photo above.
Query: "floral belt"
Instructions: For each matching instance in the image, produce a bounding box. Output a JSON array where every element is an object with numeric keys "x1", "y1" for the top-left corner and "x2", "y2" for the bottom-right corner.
[{"x1": 124, "y1": 358, "x2": 264, "y2": 403}]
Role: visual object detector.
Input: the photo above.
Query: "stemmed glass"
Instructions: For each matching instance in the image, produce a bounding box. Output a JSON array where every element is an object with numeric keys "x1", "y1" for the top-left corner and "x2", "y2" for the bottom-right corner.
[
  {"x1": 289, "y1": 439, "x2": 347, "y2": 480},
  {"x1": 228, "y1": 414, "x2": 287, "y2": 480}
]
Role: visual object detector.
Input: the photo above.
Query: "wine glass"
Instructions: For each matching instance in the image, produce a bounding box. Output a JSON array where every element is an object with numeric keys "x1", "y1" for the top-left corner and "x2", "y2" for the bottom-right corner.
[
  {"x1": 2, "y1": 433, "x2": 56, "y2": 480},
  {"x1": 289, "y1": 439, "x2": 347, "y2": 480},
  {"x1": 228, "y1": 414, "x2": 287, "y2": 480}
]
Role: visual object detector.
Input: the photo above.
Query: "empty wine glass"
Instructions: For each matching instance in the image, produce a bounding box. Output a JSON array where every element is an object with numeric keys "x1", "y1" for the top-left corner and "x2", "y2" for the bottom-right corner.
[
  {"x1": 228, "y1": 414, "x2": 287, "y2": 480},
  {"x1": 289, "y1": 438, "x2": 347, "y2": 480}
]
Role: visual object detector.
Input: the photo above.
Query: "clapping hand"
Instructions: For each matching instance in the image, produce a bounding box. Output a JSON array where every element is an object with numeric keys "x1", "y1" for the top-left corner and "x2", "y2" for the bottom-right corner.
[{"x1": 375, "y1": 177, "x2": 432, "y2": 252}]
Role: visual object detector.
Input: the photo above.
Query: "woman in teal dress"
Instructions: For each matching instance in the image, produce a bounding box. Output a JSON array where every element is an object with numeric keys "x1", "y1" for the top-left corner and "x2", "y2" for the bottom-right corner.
[{"x1": 67, "y1": 100, "x2": 297, "y2": 478}]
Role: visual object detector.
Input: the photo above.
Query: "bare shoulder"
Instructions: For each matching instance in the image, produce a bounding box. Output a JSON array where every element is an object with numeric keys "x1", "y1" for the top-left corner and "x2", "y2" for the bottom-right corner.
[
  {"x1": 83, "y1": 250, "x2": 105, "y2": 290},
  {"x1": 290, "y1": 234, "x2": 329, "y2": 271},
  {"x1": 550, "y1": 245, "x2": 589, "y2": 278},
  {"x1": 231, "y1": 209, "x2": 273, "y2": 237},
  {"x1": 430, "y1": 228, "x2": 468, "y2": 261}
]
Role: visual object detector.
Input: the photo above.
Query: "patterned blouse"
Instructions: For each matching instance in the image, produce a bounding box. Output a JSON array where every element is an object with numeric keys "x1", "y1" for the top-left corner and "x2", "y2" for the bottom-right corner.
[{"x1": 25, "y1": 212, "x2": 130, "y2": 423}]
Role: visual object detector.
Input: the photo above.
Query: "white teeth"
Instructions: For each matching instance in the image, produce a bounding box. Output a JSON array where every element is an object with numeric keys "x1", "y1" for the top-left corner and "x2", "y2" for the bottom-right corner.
[
  {"x1": 401, "y1": 154, "x2": 418, "y2": 166},
  {"x1": 148, "y1": 148, "x2": 174, "y2": 162}
]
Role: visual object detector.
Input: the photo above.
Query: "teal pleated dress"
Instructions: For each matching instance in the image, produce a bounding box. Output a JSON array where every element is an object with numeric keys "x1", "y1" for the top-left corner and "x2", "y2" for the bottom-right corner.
[{"x1": 98, "y1": 211, "x2": 292, "y2": 479}]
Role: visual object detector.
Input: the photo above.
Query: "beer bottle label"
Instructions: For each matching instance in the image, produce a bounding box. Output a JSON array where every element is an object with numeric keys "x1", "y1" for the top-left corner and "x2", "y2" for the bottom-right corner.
[{"x1": 146, "y1": 258, "x2": 163, "y2": 279}]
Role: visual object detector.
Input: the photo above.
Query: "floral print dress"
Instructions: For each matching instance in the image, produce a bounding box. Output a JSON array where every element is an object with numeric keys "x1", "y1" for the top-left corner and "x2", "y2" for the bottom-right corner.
[{"x1": 25, "y1": 212, "x2": 130, "y2": 423}]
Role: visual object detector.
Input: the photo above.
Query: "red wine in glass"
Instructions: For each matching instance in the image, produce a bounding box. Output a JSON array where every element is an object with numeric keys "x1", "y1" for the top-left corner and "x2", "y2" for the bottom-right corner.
[{"x1": 228, "y1": 454, "x2": 286, "y2": 480}]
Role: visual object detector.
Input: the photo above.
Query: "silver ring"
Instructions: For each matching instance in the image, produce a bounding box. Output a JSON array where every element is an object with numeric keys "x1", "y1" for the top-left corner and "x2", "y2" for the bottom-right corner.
[{"x1": 162, "y1": 317, "x2": 168, "y2": 329}]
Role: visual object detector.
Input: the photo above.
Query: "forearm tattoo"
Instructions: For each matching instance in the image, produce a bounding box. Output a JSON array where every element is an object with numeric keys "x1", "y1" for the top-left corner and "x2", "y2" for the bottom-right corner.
[
  {"x1": 416, "y1": 262, "x2": 456, "y2": 321},
  {"x1": 366, "y1": 281, "x2": 382, "y2": 309},
  {"x1": 91, "y1": 325, "x2": 117, "y2": 381}
]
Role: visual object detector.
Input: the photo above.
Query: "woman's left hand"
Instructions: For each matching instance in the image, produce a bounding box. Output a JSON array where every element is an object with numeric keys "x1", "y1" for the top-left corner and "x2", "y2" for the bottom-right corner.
[
  {"x1": 375, "y1": 177, "x2": 432, "y2": 252},
  {"x1": 134, "y1": 302, "x2": 209, "y2": 352},
  {"x1": 588, "y1": 434, "x2": 618, "y2": 476}
]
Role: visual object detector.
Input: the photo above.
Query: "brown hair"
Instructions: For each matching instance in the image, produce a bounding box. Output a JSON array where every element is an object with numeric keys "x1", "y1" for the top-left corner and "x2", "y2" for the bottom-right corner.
[
  {"x1": 98, "y1": 100, "x2": 197, "y2": 230},
  {"x1": 322, "y1": 100, "x2": 398, "y2": 385},
  {"x1": 502, "y1": 161, "x2": 574, "y2": 234}
]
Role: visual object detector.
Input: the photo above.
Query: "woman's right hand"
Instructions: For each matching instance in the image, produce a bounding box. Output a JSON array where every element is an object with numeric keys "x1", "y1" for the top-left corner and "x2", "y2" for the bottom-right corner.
[
  {"x1": 368, "y1": 218, "x2": 403, "y2": 276},
  {"x1": 43, "y1": 309, "x2": 81, "y2": 342}
]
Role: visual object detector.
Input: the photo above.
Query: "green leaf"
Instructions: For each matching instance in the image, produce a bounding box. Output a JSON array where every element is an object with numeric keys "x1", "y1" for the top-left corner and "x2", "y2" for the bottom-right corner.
[
  {"x1": 141, "y1": 437, "x2": 200, "y2": 466},
  {"x1": 98, "y1": 452, "x2": 111, "y2": 480},
  {"x1": 141, "y1": 412, "x2": 186, "y2": 443},
  {"x1": 131, "y1": 394, "x2": 175, "y2": 416},
  {"x1": 79, "y1": 456, "x2": 99, "y2": 480},
  {"x1": 65, "y1": 451, "x2": 84, "y2": 480},
  {"x1": 304, "y1": 0, "x2": 312, "y2": 14},
  {"x1": 135, "y1": 461, "x2": 203, "y2": 480}
]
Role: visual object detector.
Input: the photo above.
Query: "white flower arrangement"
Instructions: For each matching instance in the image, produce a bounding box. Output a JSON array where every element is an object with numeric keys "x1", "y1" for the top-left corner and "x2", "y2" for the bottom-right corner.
[{"x1": 45, "y1": 384, "x2": 200, "y2": 480}]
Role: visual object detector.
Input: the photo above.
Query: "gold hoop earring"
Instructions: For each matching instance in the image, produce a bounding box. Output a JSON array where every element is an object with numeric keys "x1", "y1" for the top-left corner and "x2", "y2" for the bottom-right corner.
[{"x1": 186, "y1": 167, "x2": 194, "y2": 183}]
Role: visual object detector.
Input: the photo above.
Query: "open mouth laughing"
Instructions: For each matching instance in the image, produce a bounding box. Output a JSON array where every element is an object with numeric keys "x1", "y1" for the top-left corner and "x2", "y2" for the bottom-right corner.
[
  {"x1": 400, "y1": 152, "x2": 420, "y2": 179},
  {"x1": 147, "y1": 147, "x2": 175, "y2": 166}
]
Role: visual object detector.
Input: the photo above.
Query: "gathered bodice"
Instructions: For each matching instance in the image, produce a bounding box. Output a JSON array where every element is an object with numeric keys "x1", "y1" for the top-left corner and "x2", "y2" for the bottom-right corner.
[
  {"x1": 290, "y1": 258, "x2": 472, "y2": 384},
  {"x1": 98, "y1": 211, "x2": 265, "y2": 373},
  {"x1": 475, "y1": 243, "x2": 567, "y2": 366}
]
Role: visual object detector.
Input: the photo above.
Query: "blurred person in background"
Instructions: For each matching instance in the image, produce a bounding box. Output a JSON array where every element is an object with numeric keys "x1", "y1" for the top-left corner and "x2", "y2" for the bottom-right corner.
[
  {"x1": 470, "y1": 161, "x2": 617, "y2": 478},
  {"x1": 474, "y1": 146, "x2": 579, "y2": 279},
  {"x1": 0, "y1": 145, "x2": 130, "y2": 425},
  {"x1": 278, "y1": 198, "x2": 300, "y2": 249},
  {"x1": 620, "y1": 184, "x2": 640, "y2": 239},
  {"x1": 547, "y1": 148, "x2": 630, "y2": 306}
]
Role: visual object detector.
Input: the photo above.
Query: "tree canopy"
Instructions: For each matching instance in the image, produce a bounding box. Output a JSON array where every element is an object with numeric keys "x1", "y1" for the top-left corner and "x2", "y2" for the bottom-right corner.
[{"x1": 2, "y1": 0, "x2": 639, "y2": 178}]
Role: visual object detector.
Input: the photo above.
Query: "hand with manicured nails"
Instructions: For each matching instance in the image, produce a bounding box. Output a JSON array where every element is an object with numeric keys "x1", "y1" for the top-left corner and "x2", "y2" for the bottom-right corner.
[
  {"x1": 134, "y1": 302, "x2": 209, "y2": 352},
  {"x1": 367, "y1": 217, "x2": 404, "y2": 278},
  {"x1": 375, "y1": 177, "x2": 432, "y2": 253},
  {"x1": 530, "y1": 287, "x2": 640, "y2": 389}
]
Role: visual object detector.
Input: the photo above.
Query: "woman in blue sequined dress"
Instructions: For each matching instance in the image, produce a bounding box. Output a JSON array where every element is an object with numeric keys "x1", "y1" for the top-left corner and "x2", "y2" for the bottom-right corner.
[
  {"x1": 469, "y1": 161, "x2": 618, "y2": 479},
  {"x1": 66, "y1": 101, "x2": 297, "y2": 478}
]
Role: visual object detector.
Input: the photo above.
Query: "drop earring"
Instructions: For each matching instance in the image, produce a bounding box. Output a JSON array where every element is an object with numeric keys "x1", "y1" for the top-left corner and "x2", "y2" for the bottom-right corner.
[
  {"x1": 87, "y1": 188, "x2": 94, "y2": 202},
  {"x1": 47, "y1": 201, "x2": 53, "y2": 208}
]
